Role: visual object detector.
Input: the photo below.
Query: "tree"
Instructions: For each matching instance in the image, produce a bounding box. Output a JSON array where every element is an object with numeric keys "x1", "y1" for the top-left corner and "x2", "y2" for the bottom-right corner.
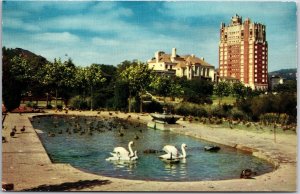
[
  {"x1": 84, "y1": 64, "x2": 106, "y2": 110},
  {"x1": 2, "y1": 56, "x2": 27, "y2": 111},
  {"x1": 150, "y1": 75, "x2": 184, "y2": 102},
  {"x1": 114, "y1": 80, "x2": 129, "y2": 110},
  {"x1": 119, "y1": 61, "x2": 153, "y2": 112},
  {"x1": 214, "y1": 82, "x2": 231, "y2": 105},
  {"x1": 274, "y1": 80, "x2": 296, "y2": 93},
  {"x1": 42, "y1": 58, "x2": 76, "y2": 107},
  {"x1": 183, "y1": 79, "x2": 213, "y2": 104}
]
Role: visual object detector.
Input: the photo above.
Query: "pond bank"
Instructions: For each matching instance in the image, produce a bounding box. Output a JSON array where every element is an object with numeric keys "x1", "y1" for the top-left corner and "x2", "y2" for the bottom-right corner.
[{"x1": 2, "y1": 110, "x2": 297, "y2": 191}]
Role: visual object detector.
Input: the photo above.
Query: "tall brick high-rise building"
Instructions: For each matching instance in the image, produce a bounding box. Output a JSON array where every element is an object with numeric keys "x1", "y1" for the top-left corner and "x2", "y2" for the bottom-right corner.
[{"x1": 219, "y1": 14, "x2": 268, "y2": 90}]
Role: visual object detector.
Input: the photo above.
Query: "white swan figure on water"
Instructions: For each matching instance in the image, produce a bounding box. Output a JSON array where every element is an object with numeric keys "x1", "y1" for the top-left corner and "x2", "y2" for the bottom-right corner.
[
  {"x1": 108, "y1": 141, "x2": 135, "y2": 161},
  {"x1": 159, "y1": 143, "x2": 187, "y2": 160}
]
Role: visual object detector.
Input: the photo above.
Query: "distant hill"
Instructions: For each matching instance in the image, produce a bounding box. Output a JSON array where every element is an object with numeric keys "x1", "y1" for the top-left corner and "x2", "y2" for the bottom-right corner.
[
  {"x1": 268, "y1": 68, "x2": 297, "y2": 80},
  {"x1": 2, "y1": 47, "x2": 49, "y2": 66}
]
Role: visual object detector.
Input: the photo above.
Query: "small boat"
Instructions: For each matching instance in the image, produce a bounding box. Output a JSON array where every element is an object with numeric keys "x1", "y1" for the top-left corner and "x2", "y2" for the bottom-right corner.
[{"x1": 204, "y1": 145, "x2": 221, "y2": 152}]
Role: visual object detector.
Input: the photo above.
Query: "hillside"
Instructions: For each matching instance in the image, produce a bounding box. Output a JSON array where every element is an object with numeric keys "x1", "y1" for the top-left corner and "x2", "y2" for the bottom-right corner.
[
  {"x1": 268, "y1": 68, "x2": 297, "y2": 80},
  {"x1": 2, "y1": 47, "x2": 49, "y2": 66}
]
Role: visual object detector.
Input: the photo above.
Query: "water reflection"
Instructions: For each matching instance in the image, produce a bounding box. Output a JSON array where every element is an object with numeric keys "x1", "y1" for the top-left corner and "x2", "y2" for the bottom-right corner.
[
  {"x1": 163, "y1": 158, "x2": 187, "y2": 178},
  {"x1": 109, "y1": 160, "x2": 137, "y2": 172}
]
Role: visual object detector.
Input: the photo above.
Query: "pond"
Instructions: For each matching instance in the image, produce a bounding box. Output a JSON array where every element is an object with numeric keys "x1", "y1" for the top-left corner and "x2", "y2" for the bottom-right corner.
[{"x1": 31, "y1": 115, "x2": 274, "y2": 181}]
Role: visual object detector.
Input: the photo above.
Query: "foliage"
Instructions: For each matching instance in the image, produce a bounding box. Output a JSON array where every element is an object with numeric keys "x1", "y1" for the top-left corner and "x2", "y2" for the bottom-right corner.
[
  {"x1": 113, "y1": 81, "x2": 129, "y2": 110},
  {"x1": 237, "y1": 92, "x2": 296, "y2": 123},
  {"x1": 259, "y1": 113, "x2": 274, "y2": 125},
  {"x1": 209, "y1": 106, "x2": 227, "y2": 118},
  {"x1": 182, "y1": 79, "x2": 213, "y2": 104},
  {"x1": 119, "y1": 61, "x2": 153, "y2": 94},
  {"x1": 250, "y1": 94, "x2": 278, "y2": 121},
  {"x1": 69, "y1": 96, "x2": 90, "y2": 110},
  {"x1": 42, "y1": 58, "x2": 77, "y2": 106},
  {"x1": 273, "y1": 80, "x2": 296, "y2": 93},
  {"x1": 230, "y1": 108, "x2": 246, "y2": 120},
  {"x1": 119, "y1": 61, "x2": 154, "y2": 112},
  {"x1": 174, "y1": 102, "x2": 208, "y2": 117},
  {"x1": 76, "y1": 64, "x2": 106, "y2": 110},
  {"x1": 150, "y1": 75, "x2": 183, "y2": 100},
  {"x1": 214, "y1": 82, "x2": 231, "y2": 105},
  {"x1": 2, "y1": 47, "x2": 48, "y2": 110},
  {"x1": 231, "y1": 82, "x2": 252, "y2": 100},
  {"x1": 142, "y1": 100, "x2": 163, "y2": 113}
]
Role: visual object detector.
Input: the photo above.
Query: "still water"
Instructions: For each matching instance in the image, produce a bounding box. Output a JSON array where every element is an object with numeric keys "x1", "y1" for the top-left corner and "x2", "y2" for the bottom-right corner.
[{"x1": 31, "y1": 115, "x2": 273, "y2": 181}]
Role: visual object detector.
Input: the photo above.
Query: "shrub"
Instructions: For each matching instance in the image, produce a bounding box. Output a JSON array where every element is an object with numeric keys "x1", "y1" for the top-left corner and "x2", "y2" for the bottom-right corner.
[
  {"x1": 230, "y1": 108, "x2": 246, "y2": 120},
  {"x1": 69, "y1": 96, "x2": 90, "y2": 110},
  {"x1": 259, "y1": 113, "x2": 278, "y2": 125},
  {"x1": 143, "y1": 100, "x2": 163, "y2": 113},
  {"x1": 26, "y1": 101, "x2": 33, "y2": 107},
  {"x1": 259, "y1": 113, "x2": 290, "y2": 126},
  {"x1": 56, "y1": 105, "x2": 63, "y2": 110},
  {"x1": 210, "y1": 106, "x2": 227, "y2": 118},
  {"x1": 174, "y1": 102, "x2": 208, "y2": 117},
  {"x1": 222, "y1": 104, "x2": 233, "y2": 112},
  {"x1": 46, "y1": 104, "x2": 53, "y2": 109}
]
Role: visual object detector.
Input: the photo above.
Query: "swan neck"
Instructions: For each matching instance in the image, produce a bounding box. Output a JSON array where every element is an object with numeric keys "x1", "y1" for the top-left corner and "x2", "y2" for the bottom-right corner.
[
  {"x1": 128, "y1": 142, "x2": 134, "y2": 156},
  {"x1": 181, "y1": 145, "x2": 186, "y2": 158}
]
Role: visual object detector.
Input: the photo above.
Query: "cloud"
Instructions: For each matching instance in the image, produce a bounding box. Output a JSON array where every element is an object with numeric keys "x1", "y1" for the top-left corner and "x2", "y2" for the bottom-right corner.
[
  {"x1": 90, "y1": 2, "x2": 133, "y2": 17},
  {"x1": 92, "y1": 38, "x2": 120, "y2": 46},
  {"x1": 2, "y1": 1, "x2": 297, "y2": 71},
  {"x1": 3, "y1": 18, "x2": 41, "y2": 32},
  {"x1": 33, "y1": 32, "x2": 80, "y2": 43}
]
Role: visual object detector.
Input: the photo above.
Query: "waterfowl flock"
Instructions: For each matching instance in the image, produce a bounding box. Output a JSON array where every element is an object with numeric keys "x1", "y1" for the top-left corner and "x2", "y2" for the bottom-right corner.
[
  {"x1": 33, "y1": 115, "x2": 146, "y2": 145},
  {"x1": 28, "y1": 114, "x2": 262, "y2": 178}
]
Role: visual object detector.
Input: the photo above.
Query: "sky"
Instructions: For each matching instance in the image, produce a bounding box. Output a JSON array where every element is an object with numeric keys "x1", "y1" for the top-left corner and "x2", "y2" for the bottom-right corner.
[{"x1": 2, "y1": 1, "x2": 297, "y2": 71}]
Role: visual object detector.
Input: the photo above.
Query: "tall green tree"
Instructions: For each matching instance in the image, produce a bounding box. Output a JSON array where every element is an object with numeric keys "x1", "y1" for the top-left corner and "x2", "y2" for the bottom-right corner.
[
  {"x1": 214, "y1": 81, "x2": 232, "y2": 105},
  {"x1": 183, "y1": 79, "x2": 213, "y2": 104},
  {"x1": 43, "y1": 58, "x2": 76, "y2": 107},
  {"x1": 119, "y1": 61, "x2": 153, "y2": 112},
  {"x1": 2, "y1": 56, "x2": 29, "y2": 110},
  {"x1": 150, "y1": 75, "x2": 183, "y2": 101},
  {"x1": 114, "y1": 80, "x2": 129, "y2": 111},
  {"x1": 84, "y1": 64, "x2": 106, "y2": 110}
]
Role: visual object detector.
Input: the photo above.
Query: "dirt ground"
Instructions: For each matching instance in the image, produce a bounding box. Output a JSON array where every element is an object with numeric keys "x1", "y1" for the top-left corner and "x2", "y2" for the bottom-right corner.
[{"x1": 2, "y1": 110, "x2": 297, "y2": 191}]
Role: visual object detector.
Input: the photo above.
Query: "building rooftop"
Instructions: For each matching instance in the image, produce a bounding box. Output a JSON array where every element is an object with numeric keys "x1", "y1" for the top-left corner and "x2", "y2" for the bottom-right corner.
[{"x1": 148, "y1": 48, "x2": 214, "y2": 68}]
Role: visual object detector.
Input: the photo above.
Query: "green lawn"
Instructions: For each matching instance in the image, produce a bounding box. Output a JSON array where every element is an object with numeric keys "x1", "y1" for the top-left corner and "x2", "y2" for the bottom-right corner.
[
  {"x1": 211, "y1": 95, "x2": 236, "y2": 105},
  {"x1": 20, "y1": 100, "x2": 64, "y2": 108}
]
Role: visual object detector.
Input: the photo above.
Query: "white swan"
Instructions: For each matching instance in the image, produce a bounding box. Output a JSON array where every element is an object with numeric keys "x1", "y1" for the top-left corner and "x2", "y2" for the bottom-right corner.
[
  {"x1": 111, "y1": 141, "x2": 135, "y2": 161},
  {"x1": 159, "y1": 143, "x2": 187, "y2": 160}
]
